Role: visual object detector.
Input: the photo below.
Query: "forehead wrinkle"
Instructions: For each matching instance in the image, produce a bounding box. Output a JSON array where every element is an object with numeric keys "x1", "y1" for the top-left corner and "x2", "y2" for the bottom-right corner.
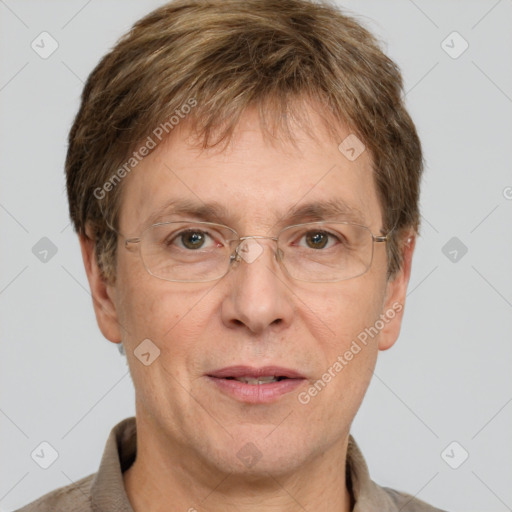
[
  {"x1": 139, "y1": 197, "x2": 230, "y2": 231},
  {"x1": 139, "y1": 196, "x2": 368, "y2": 234},
  {"x1": 285, "y1": 199, "x2": 367, "y2": 226}
]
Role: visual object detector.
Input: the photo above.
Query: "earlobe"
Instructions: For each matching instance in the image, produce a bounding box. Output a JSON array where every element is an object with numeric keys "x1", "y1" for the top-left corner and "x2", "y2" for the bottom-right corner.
[
  {"x1": 79, "y1": 225, "x2": 122, "y2": 344},
  {"x1": 377, "y1": 233, "x2": 416, "y2": 351}
]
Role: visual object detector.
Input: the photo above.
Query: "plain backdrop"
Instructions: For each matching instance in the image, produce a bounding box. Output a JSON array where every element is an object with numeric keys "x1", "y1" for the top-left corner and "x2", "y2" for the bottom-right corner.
[{"x1": 1, "y1": 1, "x2": 511, "y2": 511}]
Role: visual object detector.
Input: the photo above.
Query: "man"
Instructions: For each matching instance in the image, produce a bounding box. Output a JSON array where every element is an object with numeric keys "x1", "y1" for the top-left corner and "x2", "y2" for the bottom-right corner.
[{"x1": 17, "y1": 0, "x2": 447, "y2": 510}]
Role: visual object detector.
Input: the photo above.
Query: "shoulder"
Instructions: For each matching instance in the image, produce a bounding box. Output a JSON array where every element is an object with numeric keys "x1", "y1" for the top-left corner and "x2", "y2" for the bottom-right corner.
[
  {"x1": 14, "y1": 473, "x2": 95, "y2": 512},
  {"x1": 381, "y1": 485, "x2": 449, "y2": 512}
]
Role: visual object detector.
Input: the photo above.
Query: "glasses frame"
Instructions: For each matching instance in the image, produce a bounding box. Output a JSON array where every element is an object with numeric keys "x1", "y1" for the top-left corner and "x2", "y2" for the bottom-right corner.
[{"x1": 123, "y1": 220, "x2": 392, "y2": 283}]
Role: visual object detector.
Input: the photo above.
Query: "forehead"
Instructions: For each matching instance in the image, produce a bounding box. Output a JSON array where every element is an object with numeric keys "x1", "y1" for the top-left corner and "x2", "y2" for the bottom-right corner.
[{"x1": 117, "y1": 108, "x2": 383, "y2": 236}]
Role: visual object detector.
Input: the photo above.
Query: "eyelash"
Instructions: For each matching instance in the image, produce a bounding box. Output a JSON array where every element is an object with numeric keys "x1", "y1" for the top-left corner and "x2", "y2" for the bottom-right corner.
[{"x1": 167, "y1": 228, "x2": 342, "y2": 250}]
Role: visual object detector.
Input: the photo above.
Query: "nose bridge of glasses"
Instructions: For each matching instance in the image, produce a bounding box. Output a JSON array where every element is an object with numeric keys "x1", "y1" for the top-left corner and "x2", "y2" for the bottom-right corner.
[
  {"x1": 233, "y1": 235, "x2": 281, "y2": 265},
  {"x1": 238, "y1": 235, "x2": 279, "y2": 242}
]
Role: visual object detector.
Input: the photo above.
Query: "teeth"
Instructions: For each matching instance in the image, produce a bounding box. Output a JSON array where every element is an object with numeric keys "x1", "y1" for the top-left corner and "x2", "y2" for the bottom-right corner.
[{"x1": 234, "y1": 376, "x2": 279, "y2": 384}]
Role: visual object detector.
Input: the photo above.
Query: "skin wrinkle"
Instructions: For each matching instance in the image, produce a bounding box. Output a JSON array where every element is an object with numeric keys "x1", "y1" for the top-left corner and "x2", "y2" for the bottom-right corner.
[
  {"x1": 80, "y1": 105, "x2": 415, "y2": 512},
  {"x1": 55, "y1": 1, "x2": 430, "y2": 510},
  {"x1": 67, "y1": 0, "x2": 423, "y2": 286},
  {"x1": 135, "y1": 197, "x2": 369, "y2": 236}
]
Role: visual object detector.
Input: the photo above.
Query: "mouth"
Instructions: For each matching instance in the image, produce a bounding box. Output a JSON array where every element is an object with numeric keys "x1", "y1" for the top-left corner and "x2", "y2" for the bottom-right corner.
[
  {"x1": 223, "y1": 375, "x2": 289, "y2": 384},
  {"x1": 206, "y1": 365, "x2": 306, "y2": 403}
]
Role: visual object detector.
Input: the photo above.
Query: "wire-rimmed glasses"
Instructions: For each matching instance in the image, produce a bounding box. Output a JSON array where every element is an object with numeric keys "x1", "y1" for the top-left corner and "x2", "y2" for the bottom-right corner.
[{"x1": 123, "y1": 220, "x2": 391, "y2": 283}]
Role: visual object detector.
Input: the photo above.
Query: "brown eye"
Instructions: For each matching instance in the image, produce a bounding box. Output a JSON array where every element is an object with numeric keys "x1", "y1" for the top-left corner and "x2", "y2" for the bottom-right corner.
[
  {"x1": 180, "y1": 230, "x2": 206, "y2": 250},
  {"x1": 303, "y1": 231, "x2": 335, "y2": 249}
]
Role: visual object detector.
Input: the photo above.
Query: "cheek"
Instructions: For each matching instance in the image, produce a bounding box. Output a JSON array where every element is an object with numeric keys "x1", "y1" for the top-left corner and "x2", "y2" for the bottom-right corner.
[
  {"x1": 116, "y1": 282, "x2": 213, "y2": 399},
  {"x1": 117, "y1": 269, "x2": 216, "y2": 359},
  {"x1": 307, "y1": 286, "x2": 384, "y2": 386},
  {"x1": 305, "y1": 278, "x2": 386, "y2": 345},
  {"x1": 297, "y1": 297, "x2": 381, "y2": 439}
]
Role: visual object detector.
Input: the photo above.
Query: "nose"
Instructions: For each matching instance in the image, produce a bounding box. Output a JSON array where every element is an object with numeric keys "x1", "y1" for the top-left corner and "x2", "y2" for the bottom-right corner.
[{"x1": 221, "y1": 237, "x2": 294, "y2": 334}]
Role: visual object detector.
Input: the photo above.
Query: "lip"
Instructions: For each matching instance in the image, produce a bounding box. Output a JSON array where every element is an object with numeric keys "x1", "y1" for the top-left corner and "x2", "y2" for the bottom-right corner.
[
  {"x1": 208, "y1": 365, "x2": 305, "y2": 379},
  {"x1": 206, "y1": 365, "x2": 306, "y2": 404}
]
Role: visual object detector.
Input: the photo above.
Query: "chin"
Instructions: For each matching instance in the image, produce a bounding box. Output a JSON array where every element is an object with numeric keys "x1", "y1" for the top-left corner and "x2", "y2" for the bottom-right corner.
[{"x1": 205, "y1": 427, "x2": 316, "y2": 479}]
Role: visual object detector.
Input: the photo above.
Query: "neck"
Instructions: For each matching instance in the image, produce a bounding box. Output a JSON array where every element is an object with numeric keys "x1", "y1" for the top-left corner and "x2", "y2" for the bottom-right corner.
[{"x1": 123, "y1": 416, "x2": 354, "y2": 512}]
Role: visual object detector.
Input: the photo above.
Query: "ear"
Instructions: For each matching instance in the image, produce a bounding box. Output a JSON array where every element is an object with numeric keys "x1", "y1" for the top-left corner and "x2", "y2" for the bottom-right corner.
[
  {"x1": 378, "y1": 232, "x2": 416, "y2": 351},
  {"x1": 79, "y1": 224, "x2": 122, "y2": 344}
]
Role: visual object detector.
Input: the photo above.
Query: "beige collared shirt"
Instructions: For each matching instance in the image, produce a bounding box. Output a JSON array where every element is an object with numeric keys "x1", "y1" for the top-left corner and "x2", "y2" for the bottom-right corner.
[{"x1": 16, "y1": 416, "x2": 446, "y2": 511}]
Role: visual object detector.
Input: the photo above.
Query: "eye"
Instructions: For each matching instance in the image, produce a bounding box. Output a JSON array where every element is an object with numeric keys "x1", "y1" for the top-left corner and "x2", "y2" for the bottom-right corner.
[
  {"x1": 168, "y1": 229, "x2": 218, "y2": 250},
  {"x1": 299, "y1": 230, "x2": 340, "y2": 250}
]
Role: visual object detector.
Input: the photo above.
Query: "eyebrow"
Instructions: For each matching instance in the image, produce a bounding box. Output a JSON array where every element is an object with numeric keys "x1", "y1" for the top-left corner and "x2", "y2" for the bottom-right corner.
[
  {"x1": 140, "y1": 197, "x2": 367, "y2": 231},
  {"x1": 286, "y1": 199, "x2": 366, "y2": 225}
]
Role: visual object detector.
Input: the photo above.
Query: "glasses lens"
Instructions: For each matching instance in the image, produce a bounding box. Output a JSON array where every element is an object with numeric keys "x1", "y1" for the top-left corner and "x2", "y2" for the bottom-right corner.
[
  {"x1": 278, "y1": 222, "x2": 374, "y2": 282},
  {"x1": 140, "y1": 222, "x2": 237, "y2": 282},
  {"x1": 137, "y1": 221, "x2": 375, "y2": 283}
]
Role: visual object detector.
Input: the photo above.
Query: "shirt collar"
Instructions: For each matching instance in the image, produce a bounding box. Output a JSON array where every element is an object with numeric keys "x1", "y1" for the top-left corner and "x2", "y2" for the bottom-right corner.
[
  {"x1": 90, "y1": 416, "x2": 136, "y2": 511},
  {"x1": 347, "y1": 435, "x2": 401, "y2": 511},
  {"x1": 90, "y1": 416, "x2": 397, "y2": 511}
]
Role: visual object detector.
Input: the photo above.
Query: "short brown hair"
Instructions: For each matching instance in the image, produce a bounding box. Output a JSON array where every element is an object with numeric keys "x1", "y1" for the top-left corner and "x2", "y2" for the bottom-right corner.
[{"x1": 66, "y1": 0, "x2": 423, "y2": 284}]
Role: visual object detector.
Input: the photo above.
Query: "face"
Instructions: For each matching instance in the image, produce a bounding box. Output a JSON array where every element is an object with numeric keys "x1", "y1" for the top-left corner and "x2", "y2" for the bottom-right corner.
[{"x1": 83, "y1": 105, "x2": 413, "y2": 479}]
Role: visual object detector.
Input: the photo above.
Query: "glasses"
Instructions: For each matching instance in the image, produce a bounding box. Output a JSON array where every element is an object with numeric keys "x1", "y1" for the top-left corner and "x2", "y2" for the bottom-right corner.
[{"x1": 123, "y1": 220, "x2": 391, "y2": 283}]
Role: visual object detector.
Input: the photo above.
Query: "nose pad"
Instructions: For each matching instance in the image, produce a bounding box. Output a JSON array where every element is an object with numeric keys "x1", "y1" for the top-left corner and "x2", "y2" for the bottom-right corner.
[
  {"x1": 231, "y1": 237, "x2": 282, "y2": 268},
  {"x1": 236, "y1": 238, "x2": 264, "y2": 264}
]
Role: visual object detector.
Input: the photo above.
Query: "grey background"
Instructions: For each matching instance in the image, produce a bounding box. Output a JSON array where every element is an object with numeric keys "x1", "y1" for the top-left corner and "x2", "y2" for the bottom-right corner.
[{"x1": 1, "y1": 1, "x2": 511, "y2": 511}]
